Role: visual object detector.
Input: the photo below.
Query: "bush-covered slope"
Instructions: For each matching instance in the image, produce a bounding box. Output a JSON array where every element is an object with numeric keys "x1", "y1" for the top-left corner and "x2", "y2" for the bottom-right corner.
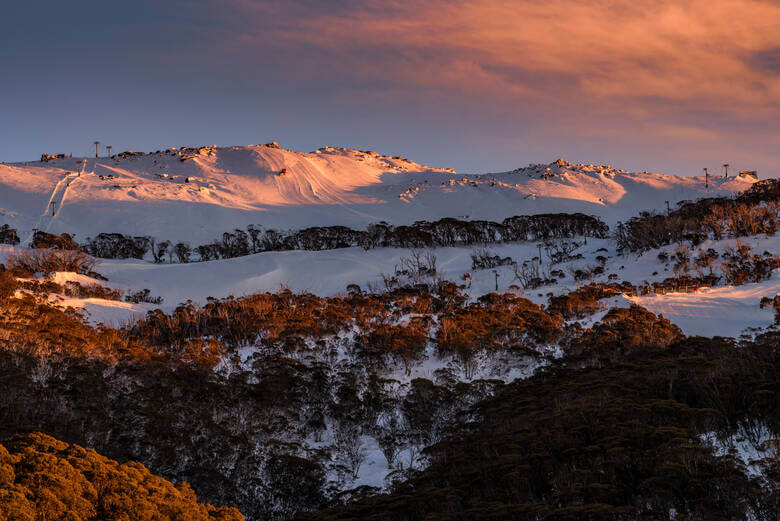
[
  {"x1": 296, "y1": 335, "x2": 779, "y2": 521},
  {"x1": 0, "y1": 432, "x2": 243, "y2": 521},
  {"x1": 0, "y1": 263, "x2": 692, "y2": 520}
]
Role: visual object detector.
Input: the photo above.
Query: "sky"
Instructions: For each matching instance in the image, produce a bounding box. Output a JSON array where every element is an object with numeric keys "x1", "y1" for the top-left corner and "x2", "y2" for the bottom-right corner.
[{"x1": 2, "y1": 0, "x2": 779, "y2": 176}]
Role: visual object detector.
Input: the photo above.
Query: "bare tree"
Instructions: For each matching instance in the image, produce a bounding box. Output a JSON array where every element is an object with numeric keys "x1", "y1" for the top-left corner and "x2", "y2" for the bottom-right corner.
[
  {"x1": 672, "y1": 243, "x2": 691, "y2": 277},
  {"x1": 334, "y1": 424, "x2": 365, "y2": 480},
  {"x1": 512, "y1": 261, "x2": 547, "y2": 290},
  {"x1": 7, "y1": 248, "x2": 97, "y2": 275},
  {"x1": 398, "y1": 249, "x2": 438, "y2": 281},
  {"x1": 544, "y1": 238, "x2": 581, "y2": 264}
]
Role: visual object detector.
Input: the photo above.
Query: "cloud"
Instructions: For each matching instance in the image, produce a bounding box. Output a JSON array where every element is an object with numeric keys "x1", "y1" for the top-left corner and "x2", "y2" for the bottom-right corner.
[
  {"x1": 222, "y1": 0, "x2": 780, "y2": 112},
  {"x1": 8, "y1": 0, "x2": 774, "y2": 173},
  {"x1": 748, "y1": 47, "x2": 780, "y2": 76},
  {"x1": 177, "y1": 0, "x2": 780, "y2": 174},
  {"x1": 653, "y1": 123, "x2": 722, "y2": 142}
]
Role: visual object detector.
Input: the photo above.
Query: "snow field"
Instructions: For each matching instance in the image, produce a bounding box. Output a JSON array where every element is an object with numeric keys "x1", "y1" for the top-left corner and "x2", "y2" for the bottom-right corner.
[
  {"x1": 0, "y1": 145, "x2": 755, "y2": 244},
  {"x1": 5, "y1": 231, "x2": 778, "y2": 337}
]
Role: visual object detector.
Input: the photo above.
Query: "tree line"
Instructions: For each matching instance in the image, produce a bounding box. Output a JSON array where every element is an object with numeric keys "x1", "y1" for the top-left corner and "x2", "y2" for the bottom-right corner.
[{"x1": 0, "y1": 213, "x2": 608, "y2": 262}]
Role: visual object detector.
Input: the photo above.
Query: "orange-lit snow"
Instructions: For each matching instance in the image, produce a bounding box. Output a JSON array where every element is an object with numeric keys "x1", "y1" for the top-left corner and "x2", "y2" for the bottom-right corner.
[{"x1": 0, "y1": 145, "x2": 755, "y2": 244}]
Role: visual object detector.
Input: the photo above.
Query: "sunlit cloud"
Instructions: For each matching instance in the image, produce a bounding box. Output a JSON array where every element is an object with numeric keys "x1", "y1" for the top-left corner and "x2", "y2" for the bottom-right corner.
[
  {"x1": 226, "y1": 0, "x2": 780, "y2": 111},
  {"x1": 2, "y1": 0, "x2": 777, "y2": 173}
]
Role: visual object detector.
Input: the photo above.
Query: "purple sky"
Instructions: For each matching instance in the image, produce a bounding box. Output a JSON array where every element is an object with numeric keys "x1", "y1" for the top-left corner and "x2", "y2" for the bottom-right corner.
[{"x1": 2, "y1": 0, "x2": 779, "y2": 176}]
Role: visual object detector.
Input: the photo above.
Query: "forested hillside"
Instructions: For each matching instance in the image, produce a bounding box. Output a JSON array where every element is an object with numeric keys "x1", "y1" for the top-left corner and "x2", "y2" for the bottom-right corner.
[
  {"x1": 0, "y1": 158, "x2": 777, "y2": 520},
  {"x1": 296, "y1": 334, "x2": 779, "y2": 520},
  {"x1": 1, "y1": 252, "x2": 777, "y2": 520}
]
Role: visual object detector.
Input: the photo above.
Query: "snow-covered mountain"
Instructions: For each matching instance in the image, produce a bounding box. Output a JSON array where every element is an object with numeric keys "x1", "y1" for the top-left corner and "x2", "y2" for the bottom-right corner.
[
  {"x1": 1, "y1": 145, "x2": 777, "y2": 519},
  {"x1": 0, "y1": 144, "x2": 756, "y2": 243}
]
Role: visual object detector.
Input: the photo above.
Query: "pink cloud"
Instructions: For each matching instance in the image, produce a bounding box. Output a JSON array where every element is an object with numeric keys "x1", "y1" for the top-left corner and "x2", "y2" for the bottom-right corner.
[
  {"x1": 227, "y1": 0, "x2": 780, "y2": 109},
  {"x1": 196, "y1": 0, "x2": 780, "y2": 173}
]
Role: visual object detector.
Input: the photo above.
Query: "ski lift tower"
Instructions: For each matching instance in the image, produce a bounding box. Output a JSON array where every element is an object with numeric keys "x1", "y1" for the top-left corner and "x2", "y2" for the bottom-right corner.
[
  {"x1": 723, "y1": 163, "x2": 729, "y2": 178},
  {"x1": 94, "y1": 141, "x2": 100, "y2": 158}
]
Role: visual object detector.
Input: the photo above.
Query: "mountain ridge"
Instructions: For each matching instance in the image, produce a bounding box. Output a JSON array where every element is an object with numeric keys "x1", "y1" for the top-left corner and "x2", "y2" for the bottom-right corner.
[{"x1": 0, "y1": 144, "x2": 757, "y2": 243}]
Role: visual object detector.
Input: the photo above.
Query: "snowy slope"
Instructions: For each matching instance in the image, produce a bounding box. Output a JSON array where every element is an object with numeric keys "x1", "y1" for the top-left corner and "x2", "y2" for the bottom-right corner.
[
  {"x1": 0, "y1": 146, "x2": 757, "y2": 244},
  {"x1": 93, "y1": 235, "x2": 780, "y2": 338},
  {"x1": 93, "y1": 241, "x2": 563, "y2": 306},
  {"x1": 629, "y1": 279, "x2": 778, "y2": 337},
  {"x1": 2, "y1": 143, "x2": 773, "y2": 338},
  {"x1": 624, "y1": 235, "x2": 780, "y2": 337}
]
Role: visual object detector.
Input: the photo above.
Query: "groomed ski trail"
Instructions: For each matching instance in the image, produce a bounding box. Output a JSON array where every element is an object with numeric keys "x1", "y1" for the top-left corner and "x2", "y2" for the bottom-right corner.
[{"x1": 22, "y1": 161, "x2": 86, "y2": 246}]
